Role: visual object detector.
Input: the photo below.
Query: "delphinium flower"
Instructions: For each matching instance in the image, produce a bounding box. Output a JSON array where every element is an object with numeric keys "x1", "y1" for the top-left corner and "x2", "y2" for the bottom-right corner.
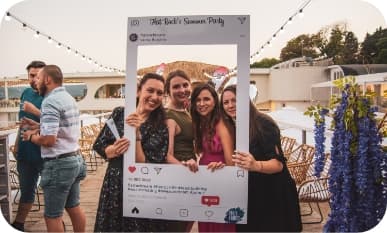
[
  {"x1": 322, "y1": 79, "x2": 387, "y2": 232},
  {"x1": 324, "y1": 87, "x2": 349, "y2": 232},
  {"x1": 313, "y1": 108, "x2": 328, "y2": 177},
  {"x1": 367, "y1": 106, "x2": 387, "y2": 225},
  {"x1": 354, "y1": 112, "x2": 372, "y2": 230}
]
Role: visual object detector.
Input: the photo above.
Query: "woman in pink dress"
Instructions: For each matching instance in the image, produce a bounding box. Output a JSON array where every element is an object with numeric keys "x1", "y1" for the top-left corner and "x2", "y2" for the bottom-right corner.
[{"x1": 190, "y1": 83, "x2": 235, "y2": 232}]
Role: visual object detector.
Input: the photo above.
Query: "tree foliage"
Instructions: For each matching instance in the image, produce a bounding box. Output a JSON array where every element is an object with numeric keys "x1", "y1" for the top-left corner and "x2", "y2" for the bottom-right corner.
[
  {"x1": 359, "y1": 27, "x2": 387, "y2": 64},
  {"x1": 342, "y1": 31, "x2": 359, "y2": 64},
  {"x1": 271, "y1": 25, "x2": 386, "y2": 65},
  {"x1": 279, "y1": 34, "x2": 319, "y2": 61},
  {"x1": 250, "y1": 57, "x2": 280, "y2": 68},
  {"x1": 324, "y1": 26, "x2": 345, "y2": 64}
]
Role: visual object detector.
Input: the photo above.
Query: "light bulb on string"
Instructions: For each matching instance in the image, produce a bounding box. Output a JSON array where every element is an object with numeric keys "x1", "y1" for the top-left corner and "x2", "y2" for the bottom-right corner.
[
  {"x1": 280, "y1": 26, "x2": 285, "y2": 34},
  {"x1": 272, "y1": 34, "x2": 277, "y2": 41},
  {"x1": 22, "y1": 23, "x2": 27, "y2": 31},
  {"x1": 298, "y1": 9, "x2": 304, "y2": 18},
  {"x1": 34, "y1": 31, "x2": 40, "y2": 38},
  {"x1": 287, "y1": 17, "x2": 293, "y2": 25},
  {"x1": 88, "y1": 58, "x2": 92, "y2": 64},
  {"x1": 47, "y1": 37, "x2": 52, "y2": 43},
  {"x1": 268, "y1": 41, "x2": 273, "y2": 48},
  {"x1": 5, "y1": 12, "x2": 11, "y2": 21},
  {"x1": 82, "y1": 55, "x2": 86, "y2": 61},
  {"x1": 75, "y1": 51, "x2": 79, "y2": 57},
  {"x1": 56, "y1": 43, "x2": 62, "y2": 48},
  {"x1": 67, "y1": 47, "x2": 71, "y2": 53}
]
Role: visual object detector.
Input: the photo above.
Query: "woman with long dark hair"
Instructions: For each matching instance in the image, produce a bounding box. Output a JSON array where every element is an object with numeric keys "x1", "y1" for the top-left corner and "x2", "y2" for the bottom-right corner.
[
  {"x1": 220, "y1": 85, "x2": 302, "y2": 232},
  {"x1": 191, "y1": 83, "x2": 235, "y2": 232},
  {"x1": 93, "y1": 73, "x2": 170, "y2": 232}
]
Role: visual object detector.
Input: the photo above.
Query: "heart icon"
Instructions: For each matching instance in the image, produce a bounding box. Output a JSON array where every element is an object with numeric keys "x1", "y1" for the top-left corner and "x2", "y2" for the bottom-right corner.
[
  {"x1": 205, "y1": 210, "x2": 214, "y2": 218},
  {"x1": 128, "y1": 166, "x2": 136, "y2": 173}
]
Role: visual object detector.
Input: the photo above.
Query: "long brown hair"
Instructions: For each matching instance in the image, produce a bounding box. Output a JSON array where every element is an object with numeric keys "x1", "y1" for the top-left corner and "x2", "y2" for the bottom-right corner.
[
  {"x1": 249, "y1": 102, "x2": 281, "y2": 146},
  {"x1": 137, "y1": 73, "x2": 166, "y2": 129},
  {"x1": 220, "y1": 85, "x2": 280, "y2": 147},
  {"x1": 220, "y1": 85, "x2": 236, "y2": 149},
  {"x1": 190, "y1": 83, "x2": 220, "y2": 154}
]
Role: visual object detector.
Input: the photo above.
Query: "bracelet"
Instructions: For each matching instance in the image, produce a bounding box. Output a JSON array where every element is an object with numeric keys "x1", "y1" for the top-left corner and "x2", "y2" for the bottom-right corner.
[
  {"x1": 136, "y1": 138, "x2": 141, "y2": 141},
  {"x1": 28, "y1": 134, "x2": 33, "y2": 142}
]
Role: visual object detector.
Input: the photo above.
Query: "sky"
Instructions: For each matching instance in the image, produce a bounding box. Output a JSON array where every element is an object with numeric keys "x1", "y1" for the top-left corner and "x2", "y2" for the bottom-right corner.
[
  {"x1": 0, "y1": 1, "x2": 387, "y2": 232},
  {"x1": 0, "y1": 0, "x2": 385, "y2": 78}
]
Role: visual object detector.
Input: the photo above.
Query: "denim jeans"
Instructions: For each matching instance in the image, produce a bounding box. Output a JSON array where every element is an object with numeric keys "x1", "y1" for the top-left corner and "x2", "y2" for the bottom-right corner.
[
  {"x1": 17, "y1": 160, "x2": 43, "y2": 203},
  {"x1": 40, "y1": 154, "x2": 86, "y2": 218}
]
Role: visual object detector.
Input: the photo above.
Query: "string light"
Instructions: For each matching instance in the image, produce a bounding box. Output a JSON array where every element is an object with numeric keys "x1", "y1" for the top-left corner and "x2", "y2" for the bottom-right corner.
[
  {"x1": 5, "y1": 0, "x2": 311, "y2": 75},
  {"x1": 226, "y1": 0, "x2": 312, "y2": 79},
  {"x1": 249, "y1": 0, "x2": 312, "y2": 63},
  {"x1": 298, "y1": 9, "x2": 304, "y2": 18},
  {"x1": 280, "y1": 26, "x2": 285, "y2": 34},
  {"x1": 5, "y1": 12, "x2": 11, "y2": 21},
  {"x1": 287, "y1": 17, "x2": 293, "y2": 25},
  {"x1": 33, "y1": 31, "x2": 40, "y2": 38},
  {"x1": 3, "y1": 11, "x2": 120, "y2": 73}
]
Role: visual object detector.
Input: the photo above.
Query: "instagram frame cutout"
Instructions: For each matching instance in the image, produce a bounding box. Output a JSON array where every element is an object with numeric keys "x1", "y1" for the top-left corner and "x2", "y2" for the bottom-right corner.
[{"x1": 124, "y1": 15, "x2": 250, "y2": 223}]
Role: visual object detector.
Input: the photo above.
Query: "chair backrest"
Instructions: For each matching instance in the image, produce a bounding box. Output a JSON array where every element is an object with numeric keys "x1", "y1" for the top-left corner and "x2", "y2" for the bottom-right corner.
[
  {"x1": 9, "y1": 160, "x2": 19, "y2": 189},
  {"x1": 298, "y1": 153, "x2": 331, "y2": 202},
  {"x1": 287, "y1": 144, "x2": 315, "y2": 164},
  {"x1": 281, "y1": 136, "x2": 297, "y2": 155}
]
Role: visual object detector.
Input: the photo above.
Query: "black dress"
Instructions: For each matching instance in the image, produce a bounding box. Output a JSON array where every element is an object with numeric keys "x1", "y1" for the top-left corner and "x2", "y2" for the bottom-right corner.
[
  {"x1": 93, "y1": 106, "x2": 169, "y2": 232},
  {"x1": 236, "y1": 115, "x2": 302, "y2": 232}
]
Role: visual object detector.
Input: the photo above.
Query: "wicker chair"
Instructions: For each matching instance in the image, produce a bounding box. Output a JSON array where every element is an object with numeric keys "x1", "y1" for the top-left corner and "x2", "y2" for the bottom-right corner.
[
  {"x1": 281, "y1": 136, "x2": 297, "y2": 156},
  {"x1": 79, "y1": 138, "x2": 98, "y2": 172},
  {"x1": 9, "y1": 159, "x2": 43, "y2": 211},
  {"x1": 286, "y1": 144, "x2": 315, "y2": 185},
  {"x1": 298, "y1": 154, "x2": 331, "y2": 224},
  {"x1": 9, "y1": 160, "x2": 20, "y2": 204},
  {"x1": 286, "y1": 144, "x2": 315, "y2": 164}
]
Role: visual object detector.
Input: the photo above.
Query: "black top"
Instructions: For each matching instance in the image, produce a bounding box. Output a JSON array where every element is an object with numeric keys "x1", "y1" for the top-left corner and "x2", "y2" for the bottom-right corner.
[{"x1": 236, "y1": 114, "x2": 302, "y2": 232}]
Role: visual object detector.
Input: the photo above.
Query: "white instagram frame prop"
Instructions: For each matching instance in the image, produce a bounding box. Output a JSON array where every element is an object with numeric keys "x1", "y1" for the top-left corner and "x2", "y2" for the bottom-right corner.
[{"x1": 124, "y1": 15, "x2": 250, "y2": 223}]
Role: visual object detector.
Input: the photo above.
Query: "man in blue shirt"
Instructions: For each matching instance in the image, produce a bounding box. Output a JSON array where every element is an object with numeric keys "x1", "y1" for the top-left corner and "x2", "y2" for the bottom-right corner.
[{"x1": 12, "y1": 61, "x2": 45, "y2": 232}]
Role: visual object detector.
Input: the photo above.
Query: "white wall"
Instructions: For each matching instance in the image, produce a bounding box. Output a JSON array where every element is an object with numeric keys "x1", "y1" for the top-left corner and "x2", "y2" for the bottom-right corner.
[{"x1": 269, "y1": 67, "x2": 328, "y2": 101}]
